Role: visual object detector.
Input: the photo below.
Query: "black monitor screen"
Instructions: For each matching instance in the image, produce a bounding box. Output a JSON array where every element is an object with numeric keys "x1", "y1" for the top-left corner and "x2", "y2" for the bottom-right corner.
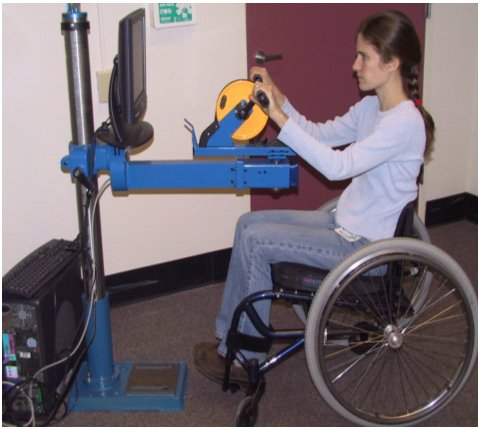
[
  {"x1": 119, "y1": 10, "x2": 146, "y2": 124},
  {"x1": 97, "y1": 8, "x2": 153, "y2": 149},
  {"x1": 132, "y1": 19, "x2": 144, "y2": 112}
]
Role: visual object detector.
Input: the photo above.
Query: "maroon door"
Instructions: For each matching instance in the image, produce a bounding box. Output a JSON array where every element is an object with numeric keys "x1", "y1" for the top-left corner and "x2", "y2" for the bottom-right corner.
[{"x1": 247, "y1": 4, "x2": 427, "y2": 211}]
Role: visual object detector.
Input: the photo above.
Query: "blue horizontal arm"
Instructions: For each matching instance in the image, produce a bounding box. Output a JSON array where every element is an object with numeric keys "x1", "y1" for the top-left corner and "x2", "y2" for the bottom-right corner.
[
  {"x1": 61, "y1": 142, "x2": 298, "y2": 192},
  {"x1": 112, "y1": 159, "x2": 296, "y2": 191}
]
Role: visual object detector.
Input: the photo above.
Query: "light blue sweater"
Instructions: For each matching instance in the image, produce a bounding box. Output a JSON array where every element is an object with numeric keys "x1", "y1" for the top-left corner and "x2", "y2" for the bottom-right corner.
[{"x1": 278, "y1": 95, "x2": 425, "y2": 241}]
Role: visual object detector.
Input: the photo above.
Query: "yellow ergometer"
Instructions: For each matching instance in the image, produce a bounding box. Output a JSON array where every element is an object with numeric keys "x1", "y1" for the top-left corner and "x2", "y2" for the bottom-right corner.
[
  {"x1": 198, "y1": 77, "x2": 273, "y2": 149},
  {"x1": 215, "y1": 80, "x2": 268, "y2": 142}
]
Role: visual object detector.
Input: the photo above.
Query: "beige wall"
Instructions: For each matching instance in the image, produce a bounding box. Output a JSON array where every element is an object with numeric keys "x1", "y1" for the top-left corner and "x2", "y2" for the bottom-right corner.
[
  {"x1": 419, "y1": 3, "x2": 478, "y2": 218},
  {"x1": 3, "y1": 4, "x2": 477, "y2": 275},
  {"x1": 3, "y1": 4, "x2": 250, "y2": 275}
]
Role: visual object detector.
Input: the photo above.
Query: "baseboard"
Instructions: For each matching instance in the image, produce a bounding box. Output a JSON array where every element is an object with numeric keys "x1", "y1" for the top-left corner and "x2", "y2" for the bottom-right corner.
[
  {"x1": 106, "y1": 248, "x2": 231, "y2": 306},
  {"x1": 425, "y1": 192, "x2": 477, "y2": 227}
]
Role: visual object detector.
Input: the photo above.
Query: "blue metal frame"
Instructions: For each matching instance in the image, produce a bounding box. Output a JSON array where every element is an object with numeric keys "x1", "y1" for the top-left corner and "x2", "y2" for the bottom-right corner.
[
  {"x1": 61, "y1": 112, "x2": 299, "y2": 411},
  {"x1": 61, "y1": 114, "x2": 298, "y2": 412},
  {"x1": 61, "y1": 119, "x2": 298, "y2": 192},
  {"x1": 60, "y1": 8, "x2": 298, "y2": 412},
  {"x1": 60, "y1": 111, "x2": 297, "y2": 412}
]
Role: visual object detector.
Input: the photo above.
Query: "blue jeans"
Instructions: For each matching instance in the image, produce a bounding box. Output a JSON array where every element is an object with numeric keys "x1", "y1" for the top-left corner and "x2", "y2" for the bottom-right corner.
[{"x1": 215, "y1": 209, "x2": 370, "y2": 361}]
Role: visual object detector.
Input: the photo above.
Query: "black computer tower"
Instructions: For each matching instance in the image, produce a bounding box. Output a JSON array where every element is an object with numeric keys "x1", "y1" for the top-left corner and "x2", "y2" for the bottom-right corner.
[{"x1": 2, "y1": 240, "x2": 85, "y2": 420}]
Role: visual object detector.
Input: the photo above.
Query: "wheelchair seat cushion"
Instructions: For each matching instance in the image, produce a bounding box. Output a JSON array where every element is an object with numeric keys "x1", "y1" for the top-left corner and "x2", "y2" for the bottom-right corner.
[
  {"x1": 271, "y1": 262, "x2": 329, "y2": 293},
  {"x1": 271, "y1": 202, "x2": 417, "y2": 295}
]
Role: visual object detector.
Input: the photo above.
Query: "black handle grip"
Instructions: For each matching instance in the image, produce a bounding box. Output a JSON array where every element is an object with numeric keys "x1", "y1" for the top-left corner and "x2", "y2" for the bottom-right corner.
[
  {"x1": 256, "y1": 90, "x2": 269, "y2": 108},
  {"x1": 73, "y1": 168, "x2": 96, "y2": 196},
  {"x1": 251, "y1": 74, "x2": 269, "y2": 108}
]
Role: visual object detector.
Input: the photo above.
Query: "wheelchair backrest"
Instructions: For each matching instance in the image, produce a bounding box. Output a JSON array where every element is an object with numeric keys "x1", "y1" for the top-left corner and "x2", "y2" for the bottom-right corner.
[{"x1": 393, "y1": 202, "x2": 416, "y2": 238}]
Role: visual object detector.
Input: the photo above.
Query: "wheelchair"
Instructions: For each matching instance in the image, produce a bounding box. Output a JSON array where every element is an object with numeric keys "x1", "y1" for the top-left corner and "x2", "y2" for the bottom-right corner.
[{"x1": 222, "y1": 198, "x2": 478, "y2": 426}]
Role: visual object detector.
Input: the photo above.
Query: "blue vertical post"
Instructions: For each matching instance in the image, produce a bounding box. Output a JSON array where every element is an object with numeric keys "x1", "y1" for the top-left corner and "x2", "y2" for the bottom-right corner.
[
  {"x1": 62, "y1": 5, "x2": 187, "y2": 411},
  {"x1": 83, "y1": 296, "x2": 118, "y2": 390}
]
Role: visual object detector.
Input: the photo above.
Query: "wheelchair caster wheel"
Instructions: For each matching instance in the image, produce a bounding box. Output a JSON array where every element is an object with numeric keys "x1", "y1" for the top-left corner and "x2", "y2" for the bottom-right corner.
[
  {"x1": 234, "y1": 379, "x2": 265, "y2": 426},
  {"x1": 234, "y1": 395, "x2": 258, "y2": 427}
]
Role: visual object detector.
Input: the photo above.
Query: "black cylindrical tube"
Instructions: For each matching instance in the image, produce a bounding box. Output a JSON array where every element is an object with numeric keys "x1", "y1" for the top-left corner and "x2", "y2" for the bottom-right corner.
[{"x1": 62, "y1": 4, "x2": 106, "y2": 299}]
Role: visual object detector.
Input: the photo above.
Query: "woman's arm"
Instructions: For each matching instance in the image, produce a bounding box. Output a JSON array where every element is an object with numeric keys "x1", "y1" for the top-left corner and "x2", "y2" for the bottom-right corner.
[{"x1": 250, "y1": 67, "x2": 358, "y2": 147}]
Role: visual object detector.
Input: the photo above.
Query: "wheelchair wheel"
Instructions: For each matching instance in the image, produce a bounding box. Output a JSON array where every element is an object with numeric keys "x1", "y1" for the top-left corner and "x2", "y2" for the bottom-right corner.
[{"x1": 305, "y1": 238, "x2": 477, "y2": 426}]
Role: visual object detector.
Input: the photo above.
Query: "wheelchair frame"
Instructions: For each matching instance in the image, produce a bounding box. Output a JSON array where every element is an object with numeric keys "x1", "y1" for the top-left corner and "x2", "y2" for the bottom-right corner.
[{"x1": 222, "y1": 201, "x2": 477, "y2": 427}]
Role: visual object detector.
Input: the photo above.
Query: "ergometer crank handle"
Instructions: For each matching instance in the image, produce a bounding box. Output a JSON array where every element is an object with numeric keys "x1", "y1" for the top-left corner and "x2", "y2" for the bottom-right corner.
[
  {"x1": 236, "y1": 100, "x2": 255, "y2": 120},
  {"x1": 256, "y1": 90, "x2": 270, "y2": 108},
  {"x1": 251, "y1": 75, "x2": 270, "y2": 108},
  {"x1": 236, "y1": 74, "x2": 268, "y2": 118}
]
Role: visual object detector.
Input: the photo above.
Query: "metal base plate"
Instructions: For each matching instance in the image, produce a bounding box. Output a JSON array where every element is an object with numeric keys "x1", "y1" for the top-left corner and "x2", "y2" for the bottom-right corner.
[{"x1": 68, "y1": 361, "x2": 188, "y2": 412}]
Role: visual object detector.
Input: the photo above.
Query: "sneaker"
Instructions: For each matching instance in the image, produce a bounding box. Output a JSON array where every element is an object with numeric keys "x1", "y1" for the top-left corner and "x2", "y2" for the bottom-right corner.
[{"x1": 193, "y1": 342, "x2": 249, "y2": 388}]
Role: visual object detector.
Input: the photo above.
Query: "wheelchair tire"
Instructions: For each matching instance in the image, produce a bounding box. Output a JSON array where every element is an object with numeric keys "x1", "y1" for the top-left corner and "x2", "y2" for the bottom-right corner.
[{"x1": 305, "y1": 238, "x2": 477, "y2": 426}]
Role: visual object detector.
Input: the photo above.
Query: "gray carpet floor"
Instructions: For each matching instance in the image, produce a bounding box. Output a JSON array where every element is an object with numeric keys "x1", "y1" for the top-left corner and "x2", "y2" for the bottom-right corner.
[{"x1": 55, "y1": 220, "x2": 477, "y2": 426}]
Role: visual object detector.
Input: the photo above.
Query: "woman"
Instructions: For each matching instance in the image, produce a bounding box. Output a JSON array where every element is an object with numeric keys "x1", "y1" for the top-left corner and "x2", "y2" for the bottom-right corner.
[{"x1": 194, "y1": 10, "x2": 434, "y2": 386}]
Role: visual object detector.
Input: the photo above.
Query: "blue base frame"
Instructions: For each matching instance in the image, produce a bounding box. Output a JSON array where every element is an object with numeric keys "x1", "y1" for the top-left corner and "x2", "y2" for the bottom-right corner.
[
  {"x1": 69, "y1": 360, "x2": 188, "y2": 412},
  {"x1": 67, "y1": 295, "x2": 188, "y2": 412}
]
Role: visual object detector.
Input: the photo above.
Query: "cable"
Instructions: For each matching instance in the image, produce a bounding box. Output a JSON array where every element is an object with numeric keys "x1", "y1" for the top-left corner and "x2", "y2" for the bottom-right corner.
[
  {"x1": 2, "y1": 381, "x2": 35, "y2": 427},
  {"x1": 43, "y1": 179, "x2": 111, "y2": 424},
  {"x1": 32, "y1": 179, "x2": 111, "y2": 381}
]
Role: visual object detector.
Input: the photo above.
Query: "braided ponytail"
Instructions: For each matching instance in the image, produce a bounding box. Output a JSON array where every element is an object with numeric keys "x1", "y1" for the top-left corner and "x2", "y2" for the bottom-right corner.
[
  {"x1": 358, "y1": 10, "x2": 435, "y2": 159},
  {"x1": 405, "y1": 66, "x2": 435, "y2": 158}
]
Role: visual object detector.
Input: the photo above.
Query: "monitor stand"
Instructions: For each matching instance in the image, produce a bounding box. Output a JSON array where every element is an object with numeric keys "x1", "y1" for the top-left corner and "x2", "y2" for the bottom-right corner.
[{"x1": 96, "y1": 121, "x2": 154, "y2": 149}]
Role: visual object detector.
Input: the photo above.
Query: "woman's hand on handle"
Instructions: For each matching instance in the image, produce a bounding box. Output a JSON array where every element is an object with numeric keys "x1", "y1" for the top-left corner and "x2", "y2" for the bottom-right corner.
[
  {"x1": 250, "y1": 66, "x2": 286, "y2": 107},
  {"x1": 250, "y1": 67, "x2": 288, "y2": 128}
]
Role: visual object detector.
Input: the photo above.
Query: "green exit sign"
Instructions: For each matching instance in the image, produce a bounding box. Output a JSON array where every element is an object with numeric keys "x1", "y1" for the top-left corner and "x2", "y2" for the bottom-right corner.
[{"x1": 151, "y1": 4, "x2": 196, "y2": 29}]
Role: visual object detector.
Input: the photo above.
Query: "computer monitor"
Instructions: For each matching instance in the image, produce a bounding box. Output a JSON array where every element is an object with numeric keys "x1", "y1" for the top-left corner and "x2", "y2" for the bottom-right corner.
[{"x1": 97, "y1": 8, "x2": 153, "y2": 149}]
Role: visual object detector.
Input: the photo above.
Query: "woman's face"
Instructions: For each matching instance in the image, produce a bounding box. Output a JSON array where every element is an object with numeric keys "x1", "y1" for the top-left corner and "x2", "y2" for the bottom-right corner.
[{"x1": 353, "y1": 34, "x2": 397, "y2": 93}]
